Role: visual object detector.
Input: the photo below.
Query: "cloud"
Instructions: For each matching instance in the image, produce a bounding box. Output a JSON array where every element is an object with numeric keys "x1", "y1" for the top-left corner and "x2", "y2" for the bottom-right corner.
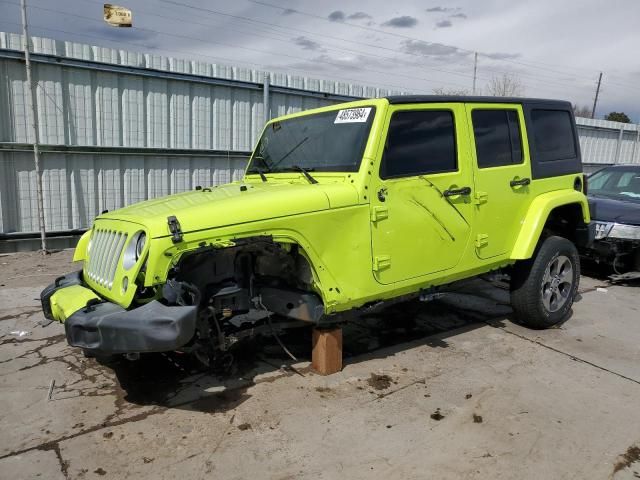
[
  {"x1": 435, "y1": 19, "x2": 452, "y2": 28},
  {"x1": 293, "y1": 36, "x2": 323, "y2": 51},
  {"x1": 484, "y1": 52, "x2": 521, "y2": 60},
  {"x1": 426, "y1": 6, "x2": 454, "y2": 12},
  {"x1": 401, "y1": 39, "x2": 466, "y2": 58},
  {"x1": 347, "y1": 11, "x2": 372, "y2": 20},
  {"x1": 450, "y1": 13, "x2": 467, "y2": 19},
  {"x1": 328, "y1": 10, "x2": 345, "y2": 22},
  {"x1": 381, "y1": 16, "x2": 418, "y2": 28}
]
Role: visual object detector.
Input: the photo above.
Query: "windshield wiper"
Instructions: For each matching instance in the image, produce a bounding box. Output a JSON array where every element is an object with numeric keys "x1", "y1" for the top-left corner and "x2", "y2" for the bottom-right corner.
[
  {"x1": 269, "y1": 136, "x2": 309, "y2": 170},
  {"x1": 246, "y1": 167, "x2": 268, "y2": 182},
  {"x1": 278, "y1": 165, "x2": 318, "y2": 184}
]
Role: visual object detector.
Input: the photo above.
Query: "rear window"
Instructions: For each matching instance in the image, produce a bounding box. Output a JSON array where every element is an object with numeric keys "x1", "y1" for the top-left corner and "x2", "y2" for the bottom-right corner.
[
  {"x1": 472, "y1": 110, "x2": 523, "y2": 168},
  {"x1": 531, "y1": 109, "x2": 576, "y2": 162}
]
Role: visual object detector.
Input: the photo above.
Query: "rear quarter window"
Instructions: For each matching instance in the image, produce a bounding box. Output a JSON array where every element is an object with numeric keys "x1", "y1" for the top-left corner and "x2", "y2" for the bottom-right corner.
[{"x1": 531, "y1": 109, "x2": 576, "y2": 162}]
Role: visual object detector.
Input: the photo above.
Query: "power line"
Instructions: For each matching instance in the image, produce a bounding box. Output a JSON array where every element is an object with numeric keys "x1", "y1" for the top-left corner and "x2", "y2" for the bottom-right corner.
[
  {"x1": 4, "y1": 0, "x2": 638, "y2": 99},
  {"x1": 245, "y1": 0, "x2": 640, "y2": 94},
  {"x1": 39, "y1": 0, "x2": 480, "y2": 87},
  {"x1": 4, "y1": 3, "x2": 475, "y2": 91},
  {"x1": 0, "y1": 20, "x2": 416, "y2": 93},
  {"x1": 158, "y1": 0, "x2": 630, "y2": 95},
  {"x1": 42, "y1": 0, "x2": 622, "y2": 95}
]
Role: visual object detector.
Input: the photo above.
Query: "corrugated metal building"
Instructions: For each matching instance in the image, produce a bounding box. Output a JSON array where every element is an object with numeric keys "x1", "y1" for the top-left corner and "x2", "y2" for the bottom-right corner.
[{"x1": 1, "y1": 32, "x2": 638, "y2": 247}]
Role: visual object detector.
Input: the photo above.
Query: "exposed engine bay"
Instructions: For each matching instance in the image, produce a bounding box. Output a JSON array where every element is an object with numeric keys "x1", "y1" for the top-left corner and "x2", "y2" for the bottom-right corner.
[{"x1": 158, "y1": 237, "x2": 324, "y2": 367}]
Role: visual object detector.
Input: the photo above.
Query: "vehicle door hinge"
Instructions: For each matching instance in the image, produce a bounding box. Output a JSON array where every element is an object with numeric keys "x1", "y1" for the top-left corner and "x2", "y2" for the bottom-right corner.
[
  {"x1": 370, "y1": 206, "x2": 389, "y2": 223},
  {"x1": 167, "y1": 215, "x2": 183, "y2": 243},
  {"x1": 475, "y1": 234, "x2": 489, "y2": 248},
  {"x1": 373, "y1": 255, "x2": 391, "y2": 272},
  {"x1": 473, "y1": 191, "x2": 488, "y2": 205}
]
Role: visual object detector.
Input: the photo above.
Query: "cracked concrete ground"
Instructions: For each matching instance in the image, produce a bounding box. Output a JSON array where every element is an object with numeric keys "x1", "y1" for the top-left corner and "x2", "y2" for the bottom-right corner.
[{"x1": 0, "y1": 250, "x2": 639, "y2": 479}]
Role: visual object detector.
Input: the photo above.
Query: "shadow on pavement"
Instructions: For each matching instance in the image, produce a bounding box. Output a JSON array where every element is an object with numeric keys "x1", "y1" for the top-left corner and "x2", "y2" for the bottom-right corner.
[{"x1": 102, "y1": 277, "x2": 526, "y2": 414}]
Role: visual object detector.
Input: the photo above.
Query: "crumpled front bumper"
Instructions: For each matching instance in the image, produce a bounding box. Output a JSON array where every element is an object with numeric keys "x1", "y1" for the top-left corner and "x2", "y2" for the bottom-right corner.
[{"x1": 40, "y1": 272, "x2": 197, "y2": 355}]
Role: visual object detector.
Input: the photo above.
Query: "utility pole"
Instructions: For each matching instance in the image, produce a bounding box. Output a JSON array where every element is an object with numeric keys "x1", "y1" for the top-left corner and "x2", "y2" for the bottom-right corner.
[
  {"x1": 591, "y1": 72, "x2": 602, "y2": 119},
  {"x1": 20, "y1": 0, "x2": 47, "y2": 252},
  {"x1": 472, "y1": 52, "x2": 478, "y2": 95}
]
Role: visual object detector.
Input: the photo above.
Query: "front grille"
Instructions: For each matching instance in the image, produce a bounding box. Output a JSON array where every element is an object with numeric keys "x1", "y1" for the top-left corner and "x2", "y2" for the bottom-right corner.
[{"x1": 85, "y1": 229, "x2": 128, "y2": 289}]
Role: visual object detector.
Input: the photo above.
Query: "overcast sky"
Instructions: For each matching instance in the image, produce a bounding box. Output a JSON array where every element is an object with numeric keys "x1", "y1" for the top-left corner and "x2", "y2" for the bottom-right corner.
[{"x1": 1, "y1": 0, "x2": 639, "y2": 121}]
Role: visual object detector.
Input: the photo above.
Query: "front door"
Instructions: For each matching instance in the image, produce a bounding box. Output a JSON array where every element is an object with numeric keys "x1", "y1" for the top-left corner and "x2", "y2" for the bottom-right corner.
[
  {"x1": 466, "y1": 104, "x2": 533, "y2": 259},
  {"x1": 370, "y1": 104, "x2": 474, "y2": 285}
]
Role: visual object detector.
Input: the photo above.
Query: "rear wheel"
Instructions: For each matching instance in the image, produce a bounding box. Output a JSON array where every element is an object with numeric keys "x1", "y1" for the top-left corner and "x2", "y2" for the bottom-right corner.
[{"x1": 510, "y1": 236, "x2": 580, "y2": 329}]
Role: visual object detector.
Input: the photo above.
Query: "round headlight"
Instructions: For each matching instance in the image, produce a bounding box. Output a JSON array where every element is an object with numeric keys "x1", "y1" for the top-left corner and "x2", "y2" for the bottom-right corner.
[
  {"x1": 135, "y1": 233, "x2": 146, "y2": 260},
  {"x1": 123, "y1": 231, "x2": 147, "y2": 270}
]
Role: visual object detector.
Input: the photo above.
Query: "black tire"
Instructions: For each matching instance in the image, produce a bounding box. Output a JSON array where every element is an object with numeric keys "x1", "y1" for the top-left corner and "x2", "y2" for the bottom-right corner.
[{"x1": 510, "y1": 235, "x2": 580, "y2": 329}]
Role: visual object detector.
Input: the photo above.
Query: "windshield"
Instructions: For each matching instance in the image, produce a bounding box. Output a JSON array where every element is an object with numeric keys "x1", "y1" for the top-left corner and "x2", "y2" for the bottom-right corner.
[
  {"x1": 247, "y1": 106, "x2": 376, "y2": 174},
  {"x1": 589, "y1": 167, "x2": 640, "y2": 202}
]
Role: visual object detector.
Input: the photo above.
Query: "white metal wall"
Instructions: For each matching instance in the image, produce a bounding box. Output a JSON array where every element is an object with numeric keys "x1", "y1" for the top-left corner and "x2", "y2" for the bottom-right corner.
[
  {"x1": 0, "y1": 32, "x2": 402, "y2": 235},
  {"x1": 575, "y1": 117, "x2": 640, "y2": 166},
  {"x1": 1, "y1": 32, "x2": 638, "y2": 236},
  {"x1": 0, "y1": 150, "x2": 247, "y2": 233}
]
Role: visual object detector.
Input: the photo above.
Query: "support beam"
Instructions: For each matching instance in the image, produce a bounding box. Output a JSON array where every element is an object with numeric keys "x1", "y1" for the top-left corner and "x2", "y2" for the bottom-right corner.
[
  {"x1": 263, "y1": 73, "x2": 270, "y2": 124},
  {"x1": 312, "y1": 327, "x2": 342, "y2": 375}
]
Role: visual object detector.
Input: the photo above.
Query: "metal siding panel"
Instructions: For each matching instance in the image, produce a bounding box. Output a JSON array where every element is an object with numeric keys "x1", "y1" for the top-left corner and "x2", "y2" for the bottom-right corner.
[
  {"x1": 232, "y1": 89, "x2": 251, "y2": 151},
  {"x1": 66, "y1": 69, "x2": 94, "y2": 145},
  {"x1": 619, "y1": 131, "x2": 637, "y2": 164},
  {"x1": 146, "y1": 77, "x2": 168, "y2": 148},
  {"x1": 97, "y1": 155, "x2": 122, "y2": 212},
  {"x1": 34, "y1": 64, "x2": 66, "y2": 144},
  {"x1": 7, "y1": 60, "x2": 32, "y2": 143},
  {"x1": 123, "y1": 155, "x2": 145, "y2": 207},
  {"x1": 170, "y1": 156, "x2": 191, "y2": 194},
  {"x1": 169, "y1": 80, "x2": 190, "y2": 148},
  {"x1": 121, "y1": 76, "x2": 144, "y2": 147},
  {"x1": 213, "y1": 86, "x2": 231, "y2": 150},
  {"x1": 69, "y1": 154, "x2": 97, "y2": 229},
  {"x1": 191, "y1": 157, "x2": 212, "y2": 187},
  {"x1": 191, "y1": 84, "x2": 211, "y2": 149},
  {"x1": 95, "y1": 72, "x2": 120, "y2": 146},
  {"x1": 41, "y1": 152, "x2": 69, "y2": 230},
  {"x1": 15, "y1": 152, "x2": 39, "y2": 232},
  {"x1": 146, "y1": 156, "x2": 169, "y2": 199}
]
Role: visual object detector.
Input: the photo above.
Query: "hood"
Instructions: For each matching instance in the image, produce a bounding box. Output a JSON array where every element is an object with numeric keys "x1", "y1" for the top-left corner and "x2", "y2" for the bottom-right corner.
[
  {"x1": 99, "y1": 181, "x2": 359, "y2": 237},
  {"x1": 588, "y1": 194, "x2": 640, "y2": 226}
]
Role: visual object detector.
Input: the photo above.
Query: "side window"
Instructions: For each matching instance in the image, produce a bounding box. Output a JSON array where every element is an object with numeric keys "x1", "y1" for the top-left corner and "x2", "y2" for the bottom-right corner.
[
  {"x1": 380, "y1": 110, "x2": 456, "y2": 179},
  {"x1": 472, "y1": 110, "x2": 523, "y2": 168},
  {"x1": 531, "y1": 109, "x2": 576, "y2": 162}
]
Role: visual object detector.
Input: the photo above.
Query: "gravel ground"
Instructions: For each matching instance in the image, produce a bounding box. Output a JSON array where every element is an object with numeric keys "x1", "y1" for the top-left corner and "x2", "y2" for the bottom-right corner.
[{"x1": 0, "y1": 251, "x2": 639, "y2": 480}]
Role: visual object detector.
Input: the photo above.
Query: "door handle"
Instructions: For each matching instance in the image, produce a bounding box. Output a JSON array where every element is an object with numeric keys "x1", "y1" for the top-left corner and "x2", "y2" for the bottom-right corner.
[
  {"x1": 510, "y1": 177, "x2": 531, "y2": 187},
  {"x1": 443, "y1": 186, "x2": 471, "y2": 197}
]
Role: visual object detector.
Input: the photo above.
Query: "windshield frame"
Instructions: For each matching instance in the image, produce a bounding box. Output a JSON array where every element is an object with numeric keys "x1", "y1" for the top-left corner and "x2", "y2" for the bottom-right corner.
[{"x1": 246, "y1": 105, "x2": 378, "y2": 175}]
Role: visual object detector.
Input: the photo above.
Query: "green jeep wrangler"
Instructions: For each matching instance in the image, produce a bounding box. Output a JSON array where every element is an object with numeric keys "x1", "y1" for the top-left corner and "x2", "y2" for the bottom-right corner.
[{"x1": 41, "y1": 95, "x2": 593, "y2": 366}]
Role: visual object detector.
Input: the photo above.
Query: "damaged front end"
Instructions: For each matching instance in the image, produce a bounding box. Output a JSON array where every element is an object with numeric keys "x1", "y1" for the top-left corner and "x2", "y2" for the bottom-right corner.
[
  {"x1": 583, "y1": 221, "x2": 640, "y2": 275},
  {"x1": 41, "y1": 225, "x2": 326, "y2": 367}
]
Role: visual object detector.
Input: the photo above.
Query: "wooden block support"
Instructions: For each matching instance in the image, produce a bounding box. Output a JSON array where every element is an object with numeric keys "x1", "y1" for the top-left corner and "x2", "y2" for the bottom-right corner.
[{"x1": 312, "y1": 327, "x2": 343, "y2": 375}]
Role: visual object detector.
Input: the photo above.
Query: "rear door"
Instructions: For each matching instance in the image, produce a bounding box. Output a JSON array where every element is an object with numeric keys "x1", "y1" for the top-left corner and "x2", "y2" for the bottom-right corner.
[{"x1": 466, "y1": 104, "x2": 532, "y2": 259}]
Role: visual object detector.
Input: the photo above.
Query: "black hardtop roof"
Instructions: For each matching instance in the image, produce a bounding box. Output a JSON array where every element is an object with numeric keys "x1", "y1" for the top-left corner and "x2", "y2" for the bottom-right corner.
[{"x1": 386, "y1": 95, "x2": 572, "y2": 108}]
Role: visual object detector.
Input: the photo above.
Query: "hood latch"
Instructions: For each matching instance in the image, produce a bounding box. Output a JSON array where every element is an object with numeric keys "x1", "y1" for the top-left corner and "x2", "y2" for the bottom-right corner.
[{"x1": 167, "y1": 216, "x2": 184, "y2": 243}]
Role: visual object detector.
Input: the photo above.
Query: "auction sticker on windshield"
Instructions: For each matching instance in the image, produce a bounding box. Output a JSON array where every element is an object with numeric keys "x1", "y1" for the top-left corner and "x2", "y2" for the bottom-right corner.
[{"x1": 334, "y1": 108, "x2": 372, "y2": 124}]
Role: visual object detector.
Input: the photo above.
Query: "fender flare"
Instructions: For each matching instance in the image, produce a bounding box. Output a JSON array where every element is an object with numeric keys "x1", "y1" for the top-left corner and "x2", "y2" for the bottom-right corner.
[
  {"x1": 510, "y1": 190, "x2": 590, "y2": 260},
  {"x1": 73, "y1": 230, "x2": 92, "y2": 262}
]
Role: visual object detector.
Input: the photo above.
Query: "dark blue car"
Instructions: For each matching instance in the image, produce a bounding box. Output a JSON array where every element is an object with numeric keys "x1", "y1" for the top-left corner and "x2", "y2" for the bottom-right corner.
[{"x1": 585, "y1": 165, "x2": 640, "y2": 274}]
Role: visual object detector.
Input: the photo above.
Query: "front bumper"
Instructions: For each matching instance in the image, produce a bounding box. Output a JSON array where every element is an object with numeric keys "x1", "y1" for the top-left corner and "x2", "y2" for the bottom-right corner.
[{"x1": 40, "y1": 272, "x2": 197, "y2": 355}]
